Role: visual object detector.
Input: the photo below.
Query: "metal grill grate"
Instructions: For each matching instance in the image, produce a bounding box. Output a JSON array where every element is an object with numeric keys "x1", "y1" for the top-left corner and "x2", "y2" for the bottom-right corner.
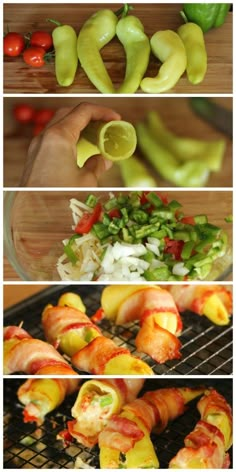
[
  {"x1": 4, "y1": 285, "x2": 232, "y2": 375},
  {"x1": 4, "y1": 379, "x2": 232, "y2": 469}
]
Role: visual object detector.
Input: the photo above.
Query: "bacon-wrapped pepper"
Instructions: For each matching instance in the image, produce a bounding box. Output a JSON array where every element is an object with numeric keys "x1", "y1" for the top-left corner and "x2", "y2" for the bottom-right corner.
[
  {"x1": 18, "y1": 378, "x2": 79, "y2": 426},
  {"x1": 65, "y1": 379, "x2": 144, "y2": 447},
  {"x1": 166, "y1": 284, "x2": 232, "y2": 325},
  {"x1": 4, "y1": 326, "x2": 77, "y2": 375},
  {"x1": 169, "y1": 389, "x2": 232, "y2": 468},
  {"x1": 42, "y1": 293, "x2": 153, "y2": 375},
  {"x1": 99, "y1": 386, "x2": 205, "y2": 469},
  {"x1": 100, "y1": 285, "x2": 182, "y2": 363}
]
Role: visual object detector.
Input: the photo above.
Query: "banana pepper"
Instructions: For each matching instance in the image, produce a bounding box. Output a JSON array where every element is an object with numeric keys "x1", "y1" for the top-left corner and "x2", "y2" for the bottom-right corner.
[
  {"x1": 77, "y1": 9, "x2": 119, "y2": 94},
  {"x1": 140, "y1": 30, "x2": 187, "y2": 94},
  {"x1": 116, "y1": 15, "x2": 150, "y2": 94},
  {"x1": 49, "y1": 20, "x2": 78, "y2": 87},
  {"x1": 178, "y1": 23, "x2": 207, "y2": 85},
  {"x1": 181, "y1": 3, "x2": 231, "y2": 33},
  {"x1": 136, "y1": 122, "x2": 209, "y2": 187}
]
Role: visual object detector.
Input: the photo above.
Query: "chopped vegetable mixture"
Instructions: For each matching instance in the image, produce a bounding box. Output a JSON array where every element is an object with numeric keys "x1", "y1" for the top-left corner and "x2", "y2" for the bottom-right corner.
[{"x1": 57, "y1": 192, "x2": 228, "y2": 281}]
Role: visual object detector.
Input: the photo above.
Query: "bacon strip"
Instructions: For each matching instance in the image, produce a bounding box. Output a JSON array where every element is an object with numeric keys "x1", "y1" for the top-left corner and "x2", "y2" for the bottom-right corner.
[
  {"x1": 72, "y1": 337, "x2": 131, "y2": 374},
  {"x1": 169, "y1": 389, "x2": 232, "y2": 469},
  {"x1": 99, "y1": 415, "x2": 144, "y2": 453},
  {"x1": 136, "y1": 319, "x2": 182, "y2": 364},
  {"x1": 99, "y1": 387, "x2": 204, "y2": 453},
  {"x1": 4, "y1": 325, "x2": 77, "y2": 375},
  {"x1": 101, "y1": 286, "x2": 183, "y2": 364},
  {"x1": 42, "y1": 299, "x2": 152, "y2": 375},
  {"x1": 166, "y1": 285, "x2": 232, "y2": 325}
]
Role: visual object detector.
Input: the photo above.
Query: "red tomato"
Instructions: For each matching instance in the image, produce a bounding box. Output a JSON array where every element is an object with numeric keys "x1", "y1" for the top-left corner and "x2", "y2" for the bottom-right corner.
[
  {"x1": 23, "y1": 46, "x2": 46, "y2": 68},
  {"x1": 30, "y1": 31, "x2": 53, "y2": 51},
  {"x1": 75, "y1": 203, "x2": 102, "y2": 234},
  {"x1": 164, "y1": 237, "x2": 184, "y2": 261},
  {"x1": 33, "y1": 123, "x2": 46, "y2": 136},
  {"x1": 180, "y1": 216, "x2": 195, "y2": 225},
  {"x1": 4, "y1": 32, "x2": 25, "y2": 57},
  {"x1": 13, "y1": 104, "x2": 35, "y2": 123},
  {"x1": 33, "y1": 109, "x2": 55, "y2": 125}
]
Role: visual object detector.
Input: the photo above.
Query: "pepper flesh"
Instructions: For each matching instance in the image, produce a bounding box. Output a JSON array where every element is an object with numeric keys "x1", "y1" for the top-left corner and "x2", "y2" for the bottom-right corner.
[
  {"x1": 76, "y1": 120, "x2": 137, "y2": 167},
  {"x1": 182, "y1": 4, "x2": 231, "y2": 33},
  {"x1": 140, "y1": 30, "x2": 187, "y2": 94},
  {"x1": 77, "y1": 9, "x2": 118, "y2": 94},
  {"x1": 178, "y1": 23, "x2": 207, "y2": 85},
  {"x1": 52, "y1": 25, "x2": 78, "y2": 87},
  {"x1": 116, "y1": 15, "x2": 150, "y2": 94}
]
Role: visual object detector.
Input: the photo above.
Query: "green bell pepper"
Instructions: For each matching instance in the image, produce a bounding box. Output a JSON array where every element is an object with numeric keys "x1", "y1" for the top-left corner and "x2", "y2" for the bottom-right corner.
[{"x1": 181, "y1": 4, "x2": 231, "y2": 33}]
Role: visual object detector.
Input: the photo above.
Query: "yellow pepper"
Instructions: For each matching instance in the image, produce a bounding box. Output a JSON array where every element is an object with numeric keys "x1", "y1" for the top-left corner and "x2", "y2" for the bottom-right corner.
[
  {"x1": 140, "y1": 30, "x2": 187, "y2": 93},
  {"x1": 178, "y1": 23, "x2": 207, "y2": 85}
]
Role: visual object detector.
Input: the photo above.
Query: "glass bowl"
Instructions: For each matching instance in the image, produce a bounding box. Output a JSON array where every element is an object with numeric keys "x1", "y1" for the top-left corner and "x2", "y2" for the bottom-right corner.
[{"x1": 4, "y1": 190, "x2": 233, "y2": 281}]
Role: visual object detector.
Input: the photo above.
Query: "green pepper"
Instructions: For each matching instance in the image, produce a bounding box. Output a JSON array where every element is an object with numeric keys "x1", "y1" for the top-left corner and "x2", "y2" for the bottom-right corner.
[
  {"x1": 49, "y1": 20, "x2": 78, "y2": 87},
  {"x1": 116, "y1": 15, "x2": 150, "y2": 94},
  {"x1": 181, "y1": 4, "x2": 231, "y2": 33}
]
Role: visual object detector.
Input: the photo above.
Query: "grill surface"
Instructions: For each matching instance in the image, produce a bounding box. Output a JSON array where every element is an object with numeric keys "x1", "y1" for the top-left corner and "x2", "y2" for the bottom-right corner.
[
  {"x1": 4, "y1": 285, "x2": 232, "y2": 375},
  {"x1": 4, "y1": 378, "x2": 232, "y2": 469}
]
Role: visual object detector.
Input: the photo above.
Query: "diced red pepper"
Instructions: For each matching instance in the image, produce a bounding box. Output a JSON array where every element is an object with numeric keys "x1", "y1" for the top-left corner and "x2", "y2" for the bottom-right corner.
[
  {"x1": 140, "y1": 191, "x2": 169, "y2": 206},
  {"x1": 164, "y1": 237, "x2": 184, "y2": 261},
  {"x1": 109, "y1": 208, "x2": 121, "y2": 219},
  {"x1": 91, "y1": 307, "x2": 105, "y2": 324},
  {"x1": 180, "y1": 216, "x2": 195, "y2": 225},
  {"x1": 75, "y1": 203, "x2": 102, "y2": 234}
]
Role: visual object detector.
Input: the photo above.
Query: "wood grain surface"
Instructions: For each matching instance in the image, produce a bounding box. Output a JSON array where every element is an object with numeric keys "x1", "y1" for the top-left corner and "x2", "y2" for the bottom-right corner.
[
  {"x1": 3, "y1": 3, "x2": 232, "y2": 94},
  {"x1": 4, "y1": 190, "x2": 232, "y2": 281},
  {"x1": 4, "y1": 96, "x2": 232, "y2": 188},
  {"x1": 4, "y1": 284, "x2": 49, "y2": 309}
]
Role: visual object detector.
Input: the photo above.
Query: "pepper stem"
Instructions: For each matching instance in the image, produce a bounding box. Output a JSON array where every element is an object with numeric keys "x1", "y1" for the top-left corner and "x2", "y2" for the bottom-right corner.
[
  {"x1": 179, "y1": 10, "x2": 188, "y2": 24},
  {"x1": 46, "y1": 18, "x2": 62, "y2": 27},
  {"x1": 115, "y1": 4, "x2": 133, "y2": 18}
]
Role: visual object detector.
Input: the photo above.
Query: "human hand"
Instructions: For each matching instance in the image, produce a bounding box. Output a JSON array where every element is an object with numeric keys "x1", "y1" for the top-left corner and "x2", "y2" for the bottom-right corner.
[{"x1": 21, "y1": 102, "x2": 121, "y2": 187}]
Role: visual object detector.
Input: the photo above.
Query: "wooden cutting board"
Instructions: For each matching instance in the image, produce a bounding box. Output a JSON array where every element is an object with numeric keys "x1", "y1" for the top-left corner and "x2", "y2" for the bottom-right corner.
[
  {"x1": 4, "y1": 96, "x2": 232, "y2": 188},
  {"x1": 3, "y1": 3, "x2": 232, "y2": 94}
]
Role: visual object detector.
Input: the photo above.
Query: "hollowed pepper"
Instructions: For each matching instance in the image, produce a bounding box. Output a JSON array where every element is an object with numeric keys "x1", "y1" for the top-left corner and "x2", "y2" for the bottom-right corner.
[
  {"x1": 178, "y1": 23, "x2": 207, "y2": 85},
  {"x1": 77, "y1": 8, "x2": 120, "y2": 94},
  {"x1": 181, "y1": 3, "x2": 231, "y2": 33},
  {"x1": 140, "y1": 30, "x2": 187, "y2": 94},
  {"x1": 116, "y1": 15, "x2": 150, "y2": 94},
  {"x1": 49, "y1": 20, "x2": 78, "y2": 87}
]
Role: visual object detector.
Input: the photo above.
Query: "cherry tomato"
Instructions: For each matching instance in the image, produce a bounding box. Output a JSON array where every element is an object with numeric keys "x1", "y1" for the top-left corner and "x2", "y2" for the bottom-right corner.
[
  {"x1": 13, "y1": 104, "x2": 35, "y2": 123},
  {"x1": 33, "y1": 123, "x2": 46, "y2": 136},
  {"x1": 30, "y1": 31, "x2": 53, "y2": 51},
  {"x1": 33, "y1": 109, "x2": 55, "y2": 125},
  {"x1": 23, "y1": 46, "x2": 46, "y2": 68},
  {"x1": 4, "y1": 32, "x2": 25, "y2": 57}
]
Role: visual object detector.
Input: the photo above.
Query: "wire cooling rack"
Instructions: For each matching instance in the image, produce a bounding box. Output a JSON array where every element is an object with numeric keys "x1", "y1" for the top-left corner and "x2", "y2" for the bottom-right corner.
[{"x1": 4, "y1": 284, "x2": 232, "y2": 375}]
